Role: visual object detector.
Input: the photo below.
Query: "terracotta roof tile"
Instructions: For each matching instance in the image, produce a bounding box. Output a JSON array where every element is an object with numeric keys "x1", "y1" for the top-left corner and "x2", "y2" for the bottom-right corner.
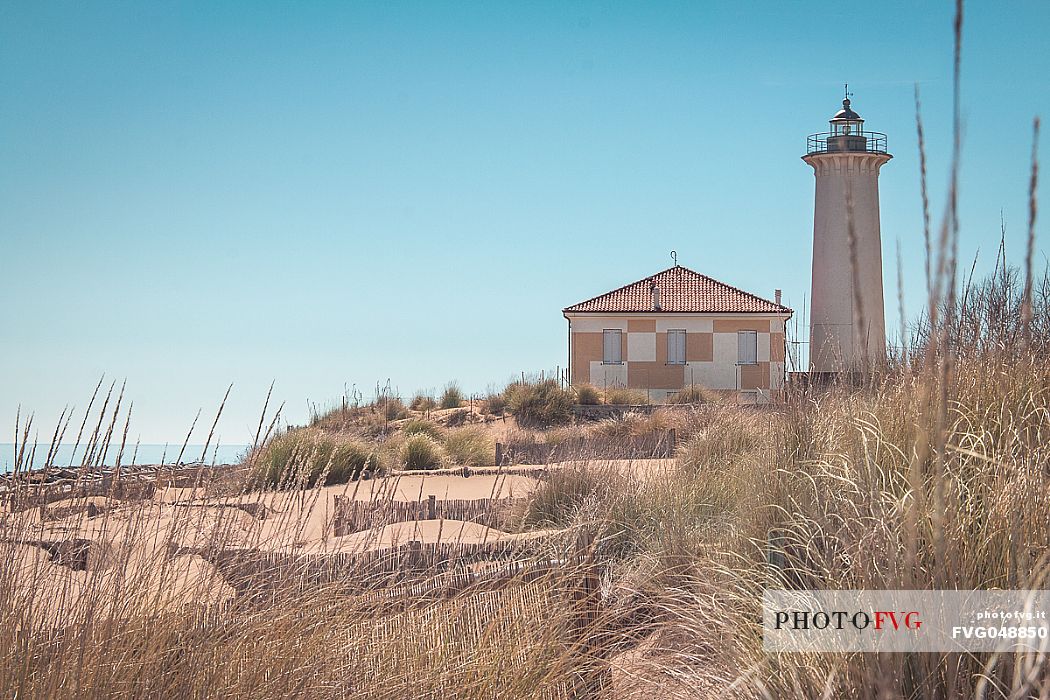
[{"x1": 563, "y1": 266, "x2": 792, "y2": 314}]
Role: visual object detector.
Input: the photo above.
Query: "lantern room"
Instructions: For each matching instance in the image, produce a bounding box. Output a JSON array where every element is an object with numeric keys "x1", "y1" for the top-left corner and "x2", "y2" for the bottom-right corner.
[
  {"x1": 830, "y1": 98, "x2": 863, "y2": 136},
  {"x1": 805, "y1": 91, "x2": 888, "y2": 156},
  {"x1": 826, "y1": 98, "x2": 868, "y2": 151}
]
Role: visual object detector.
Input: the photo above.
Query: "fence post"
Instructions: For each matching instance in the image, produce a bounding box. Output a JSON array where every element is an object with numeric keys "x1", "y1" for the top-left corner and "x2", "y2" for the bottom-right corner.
[
  {"x1": 571, "y1": 529, "x2": 608, "y2": 698},
  {"x1": 495, "y1": 442, "x2": 504, "y2": 466},
  {"x1": 332, "y1": 496, "x2": 347, "y2": 537},
  {"x1": 427, "y1": 494, "x2": 436, "y2": 520}
]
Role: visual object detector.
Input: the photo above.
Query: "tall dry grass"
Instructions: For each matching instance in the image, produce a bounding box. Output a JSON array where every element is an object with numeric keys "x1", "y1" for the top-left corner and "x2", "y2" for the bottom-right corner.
[
  {"x1": 4, "y1": 2, "x2": 1047, "y2": 697},
  {"x1": 6, "y1": 305, "x2": 1050, "y2": 695},
  {"x1": 1, "y1": 392, "x2": 604, "y2": 698}
]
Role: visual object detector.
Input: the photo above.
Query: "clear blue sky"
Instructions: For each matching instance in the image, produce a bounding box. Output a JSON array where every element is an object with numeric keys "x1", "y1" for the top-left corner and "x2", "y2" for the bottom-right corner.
[{"x1": 2, "y1": 1, "x2": 1047, "y2": 445}]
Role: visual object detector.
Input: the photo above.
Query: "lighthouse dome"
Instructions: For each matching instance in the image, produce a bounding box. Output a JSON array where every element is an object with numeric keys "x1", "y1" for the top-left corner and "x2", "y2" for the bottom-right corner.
[{"x1": 831, "y1": 98, "x2": 862, "y2": 122}]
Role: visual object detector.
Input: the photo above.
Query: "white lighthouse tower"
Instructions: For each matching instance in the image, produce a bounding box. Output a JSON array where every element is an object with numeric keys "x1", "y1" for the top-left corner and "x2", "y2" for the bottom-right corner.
[{"x1": 803, "y1": 90, "x2": 891, "y2": 376}]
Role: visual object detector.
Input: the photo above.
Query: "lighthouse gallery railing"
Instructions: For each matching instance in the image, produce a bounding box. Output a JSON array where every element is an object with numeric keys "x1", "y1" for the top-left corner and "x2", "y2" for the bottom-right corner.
[{"x1": 806, "y1": 131, "x2": 888, "y2": 155}]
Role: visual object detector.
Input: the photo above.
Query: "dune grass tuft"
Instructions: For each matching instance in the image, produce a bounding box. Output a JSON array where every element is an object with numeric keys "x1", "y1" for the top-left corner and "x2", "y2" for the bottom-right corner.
[
  {"x1": 439, "y1": 383, "x2": 464, "y2": 409},
  {"x1": 442, "y1": 426, "x2": 495, "y2": 466},
  {"x1": 483, "y1": 392, "x2": 507, "y2": 416},
  {"x1": 401, "y1": 418, "x2": 444, "y2": 441},
  {"x1": 400, "y1": 433, "x2": 446, "y2": 470},
  {"x1": 603, "y1": 387, "x2": 648, "y2": 405},
  {"x1": 664, "y1": 384, "x2": 718, "y2": 405},
  {"x1": 506, "y1": 379, "x2": 574, "y2": 427},
  {"x1": 573, "y1": 384, "x2": 602, "y2": 405},
  {"x1": 253, "y1": 429, "x2": 381, "y2": 486},
  {"x1": 409, "y1": 393, "x2": 437, "y2": 412}
]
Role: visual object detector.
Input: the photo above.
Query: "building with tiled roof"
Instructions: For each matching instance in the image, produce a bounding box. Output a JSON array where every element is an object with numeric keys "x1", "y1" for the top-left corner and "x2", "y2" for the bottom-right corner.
[
  {"x1": 563, "y1": 265, "x2": 790, "y2": 314},
  {"x1": 563, "y1": 265, "x2": 793, "y2": 403}
]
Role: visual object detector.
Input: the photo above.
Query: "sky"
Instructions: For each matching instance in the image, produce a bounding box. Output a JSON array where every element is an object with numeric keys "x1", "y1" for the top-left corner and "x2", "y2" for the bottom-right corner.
[{"x1": 1, "y1": 1, "x2": 1048, "y2": 446}]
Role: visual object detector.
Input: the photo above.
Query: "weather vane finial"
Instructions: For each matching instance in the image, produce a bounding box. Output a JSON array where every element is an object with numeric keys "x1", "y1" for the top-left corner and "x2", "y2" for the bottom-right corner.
[
  {"x1": 670, "y1": 250, "x2": 678, "y2": 266},
  {"x1": 844, "y1": 83, "x2": 853, "y2": 104}
]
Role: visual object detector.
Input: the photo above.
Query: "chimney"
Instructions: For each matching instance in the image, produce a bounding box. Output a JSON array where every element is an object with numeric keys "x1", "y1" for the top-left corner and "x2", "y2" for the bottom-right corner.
[
  {"x1": 651, "y1": 285, "x2": 662, "y2": 311},
  {"x1": 775, "y1": 289, "x2": 782, "y2": 306}
]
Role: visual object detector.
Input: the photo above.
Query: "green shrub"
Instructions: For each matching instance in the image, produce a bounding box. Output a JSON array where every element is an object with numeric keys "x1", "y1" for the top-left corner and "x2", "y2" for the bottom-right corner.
[
  {"x1": 604, "y1": 387, "x2": 648, "y2": 405},
  {"x1": 574, "y1": 384, "x2": 601, "y2": 405},
  {"x1": 409, "y1": 393, "x2": 437, "y2": 412},
  {"x1": 506, "y1": 379, "x2": 574, "y2": 427},
  {"x1": 253, "y1": 429, "x2": 380, "y2": 486},
  {"x1": 443, "y1": 426, "x2": 495, "y2": 466},
  {"x1": 401, "y1": 418, "x2": 444, "y2": 440},
  {"x1": 665, "y1": 384, "x2": 717, "y2": 405},
  {"x1": 439, "y1": 382, "x2": 464, "y2": 409},
  {"x1": 400, "y1": 433, "x2": 445, "y2": 470}
]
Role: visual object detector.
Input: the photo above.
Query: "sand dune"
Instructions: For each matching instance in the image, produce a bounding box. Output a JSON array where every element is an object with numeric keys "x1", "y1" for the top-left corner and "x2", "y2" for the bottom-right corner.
[
  {"x1": 332, "y1": 474, "x2": 537, "y2": 502},
  {"x1": 23, "y1": 469, "x2": 548, "y2": 558},
  {"x1": 4, "y1": 470, "x2": 551, "y2": 629}
]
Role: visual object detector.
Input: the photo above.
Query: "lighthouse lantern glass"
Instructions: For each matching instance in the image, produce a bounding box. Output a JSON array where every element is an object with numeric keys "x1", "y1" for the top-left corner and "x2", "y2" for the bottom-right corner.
[{"x1": 832, "y1": 118, "x2": 862, "y2": 136}]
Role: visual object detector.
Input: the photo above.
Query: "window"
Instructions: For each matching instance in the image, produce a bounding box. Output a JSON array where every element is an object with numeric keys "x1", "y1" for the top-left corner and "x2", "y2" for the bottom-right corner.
[
  {"x1": 667, "y1": 329, "x2": 686, "y2": 365},
  {"x1": 737, "y1": 330, "x2": 758, "y2": 365},
  {"x1": 602, "y1": 330, "x2": 622, "y2": 364}
]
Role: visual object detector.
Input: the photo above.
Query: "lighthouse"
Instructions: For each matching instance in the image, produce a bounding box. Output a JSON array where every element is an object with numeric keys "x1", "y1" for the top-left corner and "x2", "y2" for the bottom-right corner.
[{"x1": 803, "y1": 91, "x2": 891, "y2": 376}]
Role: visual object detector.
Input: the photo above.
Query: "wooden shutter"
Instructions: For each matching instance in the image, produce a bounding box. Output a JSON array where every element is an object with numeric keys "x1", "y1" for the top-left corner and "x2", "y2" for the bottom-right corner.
[
  {"x1": 603, "y1": 330, "x2": 622, "y2": 364},
  {"x1": 668, "y1": 330, "x2": 686, "y2": 364},
  {"x1": 738, "y1": 331, "x2": 757, "y2": 365}
]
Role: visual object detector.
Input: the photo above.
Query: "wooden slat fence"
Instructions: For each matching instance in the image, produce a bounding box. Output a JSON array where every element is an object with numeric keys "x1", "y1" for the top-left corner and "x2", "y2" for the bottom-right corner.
[
  {"x1": 332, "y1": 495, "x2": 525, "y2": 535},
  {"x1": 3, "y1": 537, "x2": 99, "y2": 571},
  {"x1": 173, "y1": 532, "x2": 574, "y2": 598},
  {"x1": 571, "y1": 403, "x2": 658, "y2": 419},
  {"x1": 496, "y1": 429, "x2": 677, "y2": 465},
  {"x1": 7, "y1": 529, "x2": 606, "y2": 698},
  {"x1": 2, "y1": 465, "x2": 233, "y2": 512},
  {"x1": 393, "y1": 465, "x2": 550, "y2": 478},
  {"x1": 3, "y1": 479, "x2": 158, "y2": 512}
]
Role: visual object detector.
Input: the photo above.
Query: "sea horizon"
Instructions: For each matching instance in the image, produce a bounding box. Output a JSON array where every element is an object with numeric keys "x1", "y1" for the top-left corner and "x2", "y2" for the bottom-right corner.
[{"x1": 1, "y1": 443, "x2": 250, "y2": 473}]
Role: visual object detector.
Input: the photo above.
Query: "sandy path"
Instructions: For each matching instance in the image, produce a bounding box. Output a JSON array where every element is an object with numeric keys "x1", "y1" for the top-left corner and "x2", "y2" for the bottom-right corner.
[{"x1": 337, "y1": 474, "x2": 537, "y2": 501}]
